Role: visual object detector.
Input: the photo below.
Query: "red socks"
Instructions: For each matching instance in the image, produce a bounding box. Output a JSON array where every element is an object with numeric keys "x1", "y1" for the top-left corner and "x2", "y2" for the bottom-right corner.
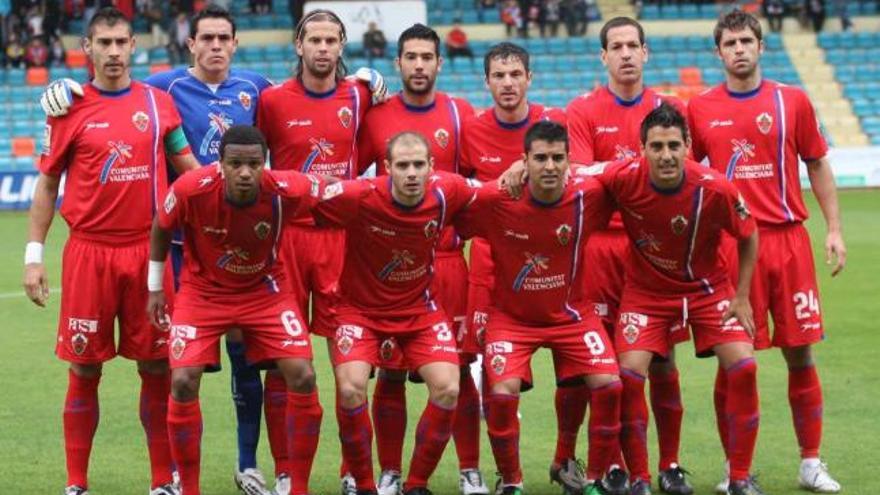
[
  {"x1": 454, "y1": 372, "x2": 481, "y2": 470},
  {"x1": 138, "y1": 371, "x2": 173, "y2": 488},
  {"x1": 63, "y1": 370, "x2": 101, "y2": 488},
  {"x1": 264, "y1": 371, "x2": 289, "y2": 476},
  {"x1": 336, "y1": 403, "x2": 376, "y2": 490},
  {"x1": 649, "y1": 368, "x2": 683, "y2": 471},
  {"x1": 553, "y1": 383, "x2": 590, "y2": 466},
  {"x1": 372, "y1": 377, "x2": 407, "y2": 472},
  {"x1": 404, "y1": 401, "x2": 456, "y2": 490},
  {"x1": 620, "y1": 369, "x2": 650, "y2": 482},
  {"x1": 714, "y1": 366, "x2": 730, "y2": 456},
  {"x1": 586, "y1": 381, "x2": 623, "y2": 480},
  {"x1": 788, "y1": 365, "x2": 823, "y2": 459},
  {"x1": 486, "y1": 393, "x2": 522, "y2": 485},
  {"x1": 726, "y1": 358, "x2": 759, "y2": 482},
  {"x1": 168, "y1": 397, "x2": 203, "y2": 495},
  {"x1": 286, "y1": 391, "x2": 323, "y2": 495}
]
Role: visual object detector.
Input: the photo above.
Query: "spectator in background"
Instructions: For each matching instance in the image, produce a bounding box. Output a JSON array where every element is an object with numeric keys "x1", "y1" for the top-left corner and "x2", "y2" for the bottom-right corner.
[
  {"x1": 834, "y1": 0, "x2": 852, "y2": 30},
  {"x1": 115, "y1": 0, "x2": 135, "y2": 19},
  {"x1": 25, "y1": 4, "x2": 44, "y2": 38},
  {"x1": 363, "y1": 21, "x2": 387, "y2": 63},
  {"x1": 167, "y1": 10, "x2": 190, "y2": 65},
  {"x1": 539, "y1": 0, "x2": 561, "y2": 37},
  {"x1": 49, "y1": 35, "x2": 66, "y2": 66},
  {"x1": 560, "y1": 0, "x2": 579, "y2": 36},
  {"x1": 250, "y1": 0, "x2": 270, "y2": 14},
  {"x1": 5, "y1": 31, "x2": 24, "y2": 68},
  {"x1": 25, "y1": 35, "x2": 48, "y2": 67},
  {"x1": 445, "y1": 19, "x2": 475, "y2": 66},
  {"x1": 501, "y1": 0, "x2": 521, "y2": 37},
  {"x1": 475, "y1": 0, "x2": 497, "y2": 23},
  {"x1": 139, "y1": 0, "x2": 166, "y2": 46},
  {"x1": 805, "y1": 0, "x2": 826, "y2": 32},
  {"x1": 764, "y1": 0, "x2": 785, "y2": 32}
]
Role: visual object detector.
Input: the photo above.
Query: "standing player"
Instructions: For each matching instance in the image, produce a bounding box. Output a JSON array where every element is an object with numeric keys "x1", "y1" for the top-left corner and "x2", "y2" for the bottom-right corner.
[
  {"x1": 22, "y1": 8, "x2": 199, "y2": 495},
  {"x1": 356, "y1": 24, "x2": 488, "y2": 495},
  {"x1": 458, "y1": 41, "x2": 575, "y2": 493},
  {"x1": 456, "y1": 121, "x2": 624, "y2": 495},
  {"x1": 589, "y1": 104, "x2": 762, "y2": 495},
  {"x1": 146, "y1": 125, "x2": 325, "y2": 495},
  {"x1": 256, "y1": 10, "x2": 386, "y2": 492},
  {"x1": 313, "y1": 132, "x2": 476, "y2": 495},
  {"x1": 39, "y1": 8, "x2": 278, "y2": 493},
  {"x1": 565, "y1": 17, "x2": 691, "y2": 495},
  {"x1": 687, "y1": 10, "x2": 844, "y2": 494}
]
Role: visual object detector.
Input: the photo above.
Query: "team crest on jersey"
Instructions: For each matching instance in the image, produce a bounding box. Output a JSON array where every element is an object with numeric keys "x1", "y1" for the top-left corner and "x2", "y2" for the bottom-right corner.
[
  {"x1": 556, "y1": 224, "x2": 572, "y2": 246},
  {"x1": 238, "y1": 91, "x2": 252, "y2": 110},
  {"x1": 380, "y1": 338, "x2": 396, "y2": 361},
  {"x1": 670, "y1": 215, "x2": 688, "y2": 235},
  {"x1": 756, "y1": 112, "x2": 773, "y2": 135},
  {"x1": 338, "y1": 106, "x2": 353, "y2": 128},
  {"x1": 434, "y1": 128, "x2": 450, "y2": 149},
  {"x1": 132, "y1": 111, "x2": 150, "y2": 132},
  {"x1": 490, "y1": 354, "x2": 507, "y2": 375},
  {"x1": 734, "y1": 193, "x2": 751, "y2": 220},
  {"x1": 171, "y1": 337, "x2": 186, "y2": 360},
  {"x1": 71, "y1": 333, "x2": 88, "y2": 355},
  {"x1": 424, "y1": 219, "x2": 439, "y2": 239},
  {"x1": 623, "y1": 324, "x2": 640, "y2": 344},
  {"x1": 253, "y1": 221, "x2": 272, "y2": 240},
  {"x1": 337, "y1": 335, "x2": 354, "y2": 355}
]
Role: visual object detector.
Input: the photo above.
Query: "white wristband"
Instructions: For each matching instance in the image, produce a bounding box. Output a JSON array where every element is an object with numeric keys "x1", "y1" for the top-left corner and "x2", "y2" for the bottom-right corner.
[
  {"x1": 24, "y1": 242, "x2": 43, "y2": 265},
  {"x1": 147, "y1": 260, "x2": 165, "y2": 292}
]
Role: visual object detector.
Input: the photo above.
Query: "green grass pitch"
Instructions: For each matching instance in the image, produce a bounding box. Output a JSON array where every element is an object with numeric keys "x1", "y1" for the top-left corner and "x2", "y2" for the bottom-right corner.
[{"x1": 0, "y1": 190, "x2": 877, "y2": 494}]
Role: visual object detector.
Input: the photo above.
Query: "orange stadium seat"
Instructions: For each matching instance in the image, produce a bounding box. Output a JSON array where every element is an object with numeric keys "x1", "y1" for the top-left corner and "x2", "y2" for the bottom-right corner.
[
  {"x1": 66, "y1": 49, "x2": 87, "y2": 68},
  {"x1": 150, "y1": 63, "x2": 172, "y2": 74},
  {"x1": 26, "y1": 67, "x2": 49, "y2": 86},
  {"x1": 11, "y1": 137, "x2": 36, "y2": 157},
  {"x1": 679, "y1": 67, "x2": 703, "y2": 87}
]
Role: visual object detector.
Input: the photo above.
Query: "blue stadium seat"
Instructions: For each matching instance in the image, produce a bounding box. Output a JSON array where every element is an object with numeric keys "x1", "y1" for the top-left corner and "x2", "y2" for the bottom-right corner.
[
  {"x1": 0, "y1": 156, "x2": 13, "y2": 171},
  {"x1": 640, "y1": 5, "x2": 660, "y2": 20}
]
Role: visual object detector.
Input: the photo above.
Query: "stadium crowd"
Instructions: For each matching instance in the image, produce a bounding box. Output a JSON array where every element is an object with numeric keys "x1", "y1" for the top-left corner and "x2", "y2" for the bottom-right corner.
[{"x1": 21, "y1": 3, "x2": 847, "y2": 495}]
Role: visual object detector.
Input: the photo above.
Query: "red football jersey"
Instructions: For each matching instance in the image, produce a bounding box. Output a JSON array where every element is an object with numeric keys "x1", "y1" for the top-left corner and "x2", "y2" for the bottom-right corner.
[
  {"x1": 40, "y1": 82, "x2": 183, "y2": 243},
  {"x1": 357, "y1": 92, "x2": 475, "y2": 252},
  {"x1": 455, "y1": 179, "x2": 613, "y2": 326},
  {"x1": 460, "y1": 103, "x2": 567, "y2": 181},
  {"x1": 567, "y1": 86, "x2": 685, "y2": 229},
  {"x1": 592, "y1": 158, "x2": 756, "y2": 295},
  {"x1": 311, "y1": 173, "x2": 477, "y2": 330},
  {"x1": 357, "y1": 92, "x2": 474, "y2": 175},
  {"x1": 688, "y1": 80, "x2": 827, "y2": 226},
  {"x1": 567, "y1": 86, "x2": 685, "y2": 165},
  {"x1": 257, "y1": 78, "x2": 369, "y2": 177},
  {"x1": 158, "y1": 166, "x2": 323, "y2": 296}
]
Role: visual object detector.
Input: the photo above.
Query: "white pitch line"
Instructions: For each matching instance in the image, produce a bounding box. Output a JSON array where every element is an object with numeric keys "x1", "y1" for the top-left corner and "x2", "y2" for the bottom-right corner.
[{"x1": 0, "y1": 289, "x2": 61, "y2": 299}]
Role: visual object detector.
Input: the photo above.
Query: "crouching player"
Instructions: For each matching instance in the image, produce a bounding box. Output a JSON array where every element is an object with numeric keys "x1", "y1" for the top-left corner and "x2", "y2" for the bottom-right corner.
[
  {"x1": 146, "y1": 125, "x2": 325, "y2": 495},
  {"x1": 312, "y1": 132, "x2": 477, "y2": 495},
  {"x1": 585, "y1": 104, "x2": 764, "y2": 495},
  {"x1": 456, "y1": 121, "x2": 625, "y2": 495}
]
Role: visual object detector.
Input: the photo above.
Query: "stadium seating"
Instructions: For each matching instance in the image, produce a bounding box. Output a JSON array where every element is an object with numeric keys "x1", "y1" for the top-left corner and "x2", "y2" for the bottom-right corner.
[
  {"x1": 818, "y1": 32, "x2": 880, "y2": 144},
  {"x1": 0, "y1": 30, "x2": 806, "y2": 170},
  {"x1": 638, "y1": 0, "x2": 877, "y2": 20}
]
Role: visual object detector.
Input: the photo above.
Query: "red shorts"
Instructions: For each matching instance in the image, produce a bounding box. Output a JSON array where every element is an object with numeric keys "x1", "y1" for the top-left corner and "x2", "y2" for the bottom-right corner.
[
  {"x1": 483, "y1": 314, "x2": 619, "y2": 390},
  {"x1": 720, "y1": 223, "x2": 823, "y2": 349},
  {"x1": 582, "y1": 229, "x2": 628, "y2": 329},
  {"x1": 431, "y1": 251, "x2": 471, "y2": 359},
  {"x1": 330, "y1": 315, "x2": 459, "y2": 372},
  {"x1": 279, "y1": 225, "x2": 344, "y2": 337},
  {"x1": 169, "y1": 290, "x2": 312, "y2": 369},
  {"x1": 463, "y1": 238, "x2": 493, "y2": 354},
  {"x1": 616, "y1": 286, "x2": 752, "y2": 358},
  {"x1": 56, "y1": 236, "x2": 173, "y2": 364}
]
